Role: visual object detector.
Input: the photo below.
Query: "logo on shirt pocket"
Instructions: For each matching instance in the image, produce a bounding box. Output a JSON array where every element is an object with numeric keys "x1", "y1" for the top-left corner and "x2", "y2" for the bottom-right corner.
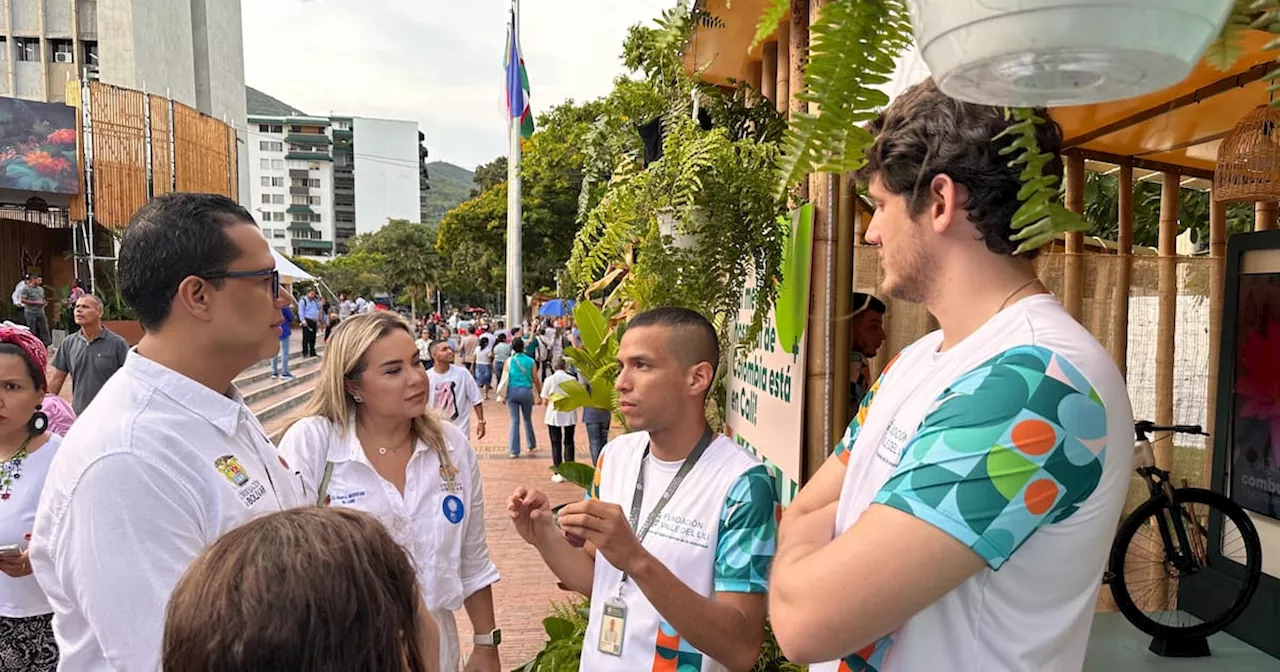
[
  {"x1": 874, "y1": 423, "x2": 911, "y2": 467},
  {"x1": 214, "y1": 454, "x2": 268, "y2": 508}
]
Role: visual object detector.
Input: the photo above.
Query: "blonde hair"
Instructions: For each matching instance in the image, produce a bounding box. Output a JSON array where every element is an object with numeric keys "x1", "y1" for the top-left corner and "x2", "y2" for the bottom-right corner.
[{"x1": 285, "y1": 311, "x2": 453, "y2": 474}]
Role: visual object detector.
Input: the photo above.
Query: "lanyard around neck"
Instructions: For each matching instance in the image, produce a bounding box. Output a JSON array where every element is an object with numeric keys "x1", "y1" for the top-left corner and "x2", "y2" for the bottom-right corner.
[{"x1": 618, "y1": 426, "x2": 714, "y2": 588}]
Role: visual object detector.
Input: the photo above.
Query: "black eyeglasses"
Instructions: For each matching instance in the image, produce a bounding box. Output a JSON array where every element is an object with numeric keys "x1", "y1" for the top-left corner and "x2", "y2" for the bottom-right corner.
[{"x1": 199, "y1": 268, "x2": 280, "y2": 298}]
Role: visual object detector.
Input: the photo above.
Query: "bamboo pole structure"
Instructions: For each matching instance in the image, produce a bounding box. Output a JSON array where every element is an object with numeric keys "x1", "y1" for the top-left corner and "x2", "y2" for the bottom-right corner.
[
  {"x1": 1256, "y1": 201, "x2": 1277, "y2": 231},
  {"x1": 1203, "y1": 198, "x2": 1228, "y2": 480},
  {"x1": 776, "y1": 22, "x2": 790, "y2": 116},
  {"x1": 1110, "y1": 164, "x2": 1134, "y2": 375},
  {"x1": 833, "y1": 172, "x2": 855, "y2": 436},
  {"x1": 761, "y1": 42, "x2": 778, "y2": 103},
  {"x1": 1063, "y1": 155, "x2": 1086, "y2": 320},
  {"x1": 746, "y1": 61, "x2": 763, "y2": 100},
  {"x1": 790, "y1": 0, "x2": 809, "y2": 201},
  {"x1": 1155, "y1": 172, "x2": 1179, "y2": 473},
  {"x1": 803, "y1": 0, "x2": 829, "y2": 478}
]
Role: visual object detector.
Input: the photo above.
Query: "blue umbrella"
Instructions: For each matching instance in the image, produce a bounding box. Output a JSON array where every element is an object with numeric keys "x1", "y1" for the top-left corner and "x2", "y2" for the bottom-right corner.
[{"x1": 538, "y1": 299, "x2": 575, "y2": 317}]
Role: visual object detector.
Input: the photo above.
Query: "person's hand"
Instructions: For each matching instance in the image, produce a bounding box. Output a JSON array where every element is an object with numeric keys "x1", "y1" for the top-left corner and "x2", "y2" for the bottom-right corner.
[
  {"x1": 475, "y1": 420, "x2": 487, "y2": 440},
  {"x1": 507, "y1": 487, "x2": 555, "y2": 545},
  {"x1": 0, "y1": 538, "x2": 33, "y2": 579},
  {"x1": 557, "y1": 500, "x2": 646, "y2": 574},
  {"x1": 464, "y1": 645, "x2": 500, "y2": 672}
]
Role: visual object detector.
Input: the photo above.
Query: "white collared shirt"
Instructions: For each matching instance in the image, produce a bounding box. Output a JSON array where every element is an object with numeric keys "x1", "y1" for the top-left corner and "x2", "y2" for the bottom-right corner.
[
  {"x1": 278, "y1": 414, "x2": 499, "y2": 612},
  {"x1": 30, "y1": 351, "x2": 308, "y2": 672}
]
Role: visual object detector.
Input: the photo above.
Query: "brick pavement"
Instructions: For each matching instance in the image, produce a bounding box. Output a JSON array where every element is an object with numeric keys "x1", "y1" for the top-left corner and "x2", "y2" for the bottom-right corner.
[{"x1": 455, "y1": 396, "x2": 619, "y2": 669}]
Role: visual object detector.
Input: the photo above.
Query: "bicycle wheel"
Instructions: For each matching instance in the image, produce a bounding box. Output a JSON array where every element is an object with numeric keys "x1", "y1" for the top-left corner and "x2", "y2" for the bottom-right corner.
[{"x1": 1109, "y1": 488, "x2": 1262, "y2": 640}]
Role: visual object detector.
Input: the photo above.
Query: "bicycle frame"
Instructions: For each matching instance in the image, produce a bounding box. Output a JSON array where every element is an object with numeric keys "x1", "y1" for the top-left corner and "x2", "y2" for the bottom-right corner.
[{"x1": 1133, "y1": 424, "x2": 1206, "y2": 575}]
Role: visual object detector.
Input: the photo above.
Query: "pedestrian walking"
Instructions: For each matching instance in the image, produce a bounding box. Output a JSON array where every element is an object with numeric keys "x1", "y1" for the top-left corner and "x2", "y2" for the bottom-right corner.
[
  {"x1": 18, "y1": 276, "x2": 50, "y2": 346},
  {"x1": 540, "y1": 359, "x2": 578, "y2": 481},
  {"x1": 48, "y1": 294, "x2": 130, "y2": 414},
  {"x1": 497, "y1": 338, "x2": 539, "y2": 458},
  {"x1": 272, "y1": 304, "x2": 294, "y2": 379},
  {"x1": 298, "y1": 289, "x2": 323, "y2": 357}
]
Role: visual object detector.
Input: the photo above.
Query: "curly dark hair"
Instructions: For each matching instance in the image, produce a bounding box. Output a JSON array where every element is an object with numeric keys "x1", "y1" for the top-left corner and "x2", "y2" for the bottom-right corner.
[{"x1": 858, "y1": 79, "x2": 1063, "y2": 257}]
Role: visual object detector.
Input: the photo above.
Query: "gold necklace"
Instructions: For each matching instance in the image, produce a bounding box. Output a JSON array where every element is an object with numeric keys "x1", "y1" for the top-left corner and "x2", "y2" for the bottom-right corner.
[{"x1": 998, "y1": 277, "x2": 1041, "y2": 312}]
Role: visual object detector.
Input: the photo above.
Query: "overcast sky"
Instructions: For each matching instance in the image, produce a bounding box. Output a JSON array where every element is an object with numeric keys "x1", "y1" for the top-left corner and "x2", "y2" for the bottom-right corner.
[{"x1": 242, "y1": 0, "x2": 676, "y2": 170}]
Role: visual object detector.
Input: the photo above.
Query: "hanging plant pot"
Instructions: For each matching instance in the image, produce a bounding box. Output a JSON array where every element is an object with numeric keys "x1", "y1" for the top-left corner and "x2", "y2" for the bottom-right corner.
[
  {"x1": 909, "y1": 0, "x2": 1235, "y2": 106},
  {"x1": 655, "y1": 207, "x2": 705, "y2": 251}
]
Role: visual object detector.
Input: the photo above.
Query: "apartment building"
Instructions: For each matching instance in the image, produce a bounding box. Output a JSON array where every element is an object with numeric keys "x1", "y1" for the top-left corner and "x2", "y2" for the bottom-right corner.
[
  {"x1": 0, "y1": 0, "x2": 246, "y2": 130},
  {"x1": 248, "y1": 113, "x2": 335, "y2": 259}
]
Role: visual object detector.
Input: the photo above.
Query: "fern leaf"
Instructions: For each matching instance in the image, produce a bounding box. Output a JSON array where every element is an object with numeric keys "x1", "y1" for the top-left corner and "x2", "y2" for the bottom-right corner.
[
  {"x1": 1206, "y1": 1, "x2": 1255, "y2": 71},
  {"x1": 752, "y1": 0, "x2": 790, "y2": 49}
]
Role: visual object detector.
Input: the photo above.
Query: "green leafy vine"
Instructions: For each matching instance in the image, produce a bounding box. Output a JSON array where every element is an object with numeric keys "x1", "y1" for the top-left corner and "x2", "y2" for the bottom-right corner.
[{"x1": 995, "y1": 108, "x2": 1089, "y2": 254}]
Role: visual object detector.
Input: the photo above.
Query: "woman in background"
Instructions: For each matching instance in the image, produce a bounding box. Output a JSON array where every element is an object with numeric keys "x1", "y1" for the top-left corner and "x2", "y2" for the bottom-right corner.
[
  {"x1": 163, "y1": 507, "x2": 438, "y2": 672},
  {"x1": 0, "y1": 325, "x2": 65, "y2": 672},
  {"x1": 501, "y1": 338, "x2": 540, "y2": 458}
]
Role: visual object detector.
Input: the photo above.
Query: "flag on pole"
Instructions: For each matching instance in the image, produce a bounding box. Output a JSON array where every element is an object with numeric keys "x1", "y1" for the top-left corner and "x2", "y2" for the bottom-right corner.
[{"x1": 505, "y1": 10, "x2": 534, "y2": 140}]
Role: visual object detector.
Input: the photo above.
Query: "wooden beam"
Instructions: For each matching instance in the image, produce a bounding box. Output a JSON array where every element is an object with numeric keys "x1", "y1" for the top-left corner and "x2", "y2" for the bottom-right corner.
[
  {"x1": 1063, "y1": 154, "x2": 1085, "y2": 320},
  {"x1": 1063, "y1": 63, "x2": 1272, "y2": 149},
  {"x1": 761, "y1": 42, "x2": 778, "y2": 103},
  {"x1": 834, "y1": 171, "x2": 855, "y2": 435},
  {"x1": 775, "y1": 19, "x2": 790, "y2": 116},
  {"x1": 1155, "y1": 172, "x2": 1179, "y2": 473},
  {"x1": 1203, "y1": 197, "x2": 1228, "y2": 481},
  {"x1": 1256, "y1": 201, "x2": 1277, "y2": 231},
  {"x1": 1134, "y1": 130, "x2": 1231, "y2": 158},
  {"x1": 790, "y1": 0, "x2": 808, "y2": 201},
  {"x1": 1110, "y1": 163, "x2": 1134, "y2": 376},
  {"x1": 1064, "y1": 148, "x2": 1215, "y2": 181},
  {"x1": 802, "y1": 0, "x2": 825, "y2": 480}
]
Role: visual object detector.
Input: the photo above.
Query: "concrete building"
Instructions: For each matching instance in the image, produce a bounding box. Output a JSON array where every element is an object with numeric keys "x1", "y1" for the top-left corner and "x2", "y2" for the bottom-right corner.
[
  {"x1": 247, "y1": 112, "x2": 335, "y2": 259},
  {"x1": 0, "y1": 0, "x2": 246, "y2": 129}
]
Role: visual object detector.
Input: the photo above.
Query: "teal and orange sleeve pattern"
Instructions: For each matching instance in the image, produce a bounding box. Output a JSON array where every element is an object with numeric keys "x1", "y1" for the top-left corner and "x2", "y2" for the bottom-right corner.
[
  {"x1": 713, "y1": 464, "x2": 778, "y2": 593},
  {"x1": 831, "y1": 354, "x2": 899, "y2": 464},
  {"x1": 585, "y1": 449, "x2": 605, "y2": 501},
  {"x1": 872, "y1": 345, "x2": 1108, "y2": 569}
]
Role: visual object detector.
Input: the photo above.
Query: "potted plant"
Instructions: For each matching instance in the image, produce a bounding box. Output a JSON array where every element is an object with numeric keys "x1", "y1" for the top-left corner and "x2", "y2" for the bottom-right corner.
[{"x1": 910, "y1": 0, "x2": 1235, "y2": 106}]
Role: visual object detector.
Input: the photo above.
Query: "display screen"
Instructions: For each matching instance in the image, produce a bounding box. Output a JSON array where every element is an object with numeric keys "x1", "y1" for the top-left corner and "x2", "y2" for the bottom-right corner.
[
  {"x1": 0, "y1": 97, "x2": 79, "y2": 194},
  {"x1": 1230, "y1": 271, "x2": 1280, "y2": 519}
]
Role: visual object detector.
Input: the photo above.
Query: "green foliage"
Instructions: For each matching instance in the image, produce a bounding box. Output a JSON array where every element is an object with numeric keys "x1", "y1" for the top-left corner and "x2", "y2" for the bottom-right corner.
[
  {"x1": 995, "y1": 108, "x2": 1089, "y2": 254},
  {"x1": 1206, "y1": 1, "x2": 1257, "y2": 71},
  {"x1": 768, "y1": 0, "x2": 912, "y2": 199},
  {"x1": 1083, "y1": 172, "x2": 1255, "y2": 247},
  {"x1": 421, "y1": 161, "x2": 475, "y2": 226},
  {"x1": 470, "y1": 157, "x2": 507, "y2": 196},
  {"x1": 350, "y1": 219, "x2": 441, "y2": 309},
  {"x1": 554, "y1": 301, "x2": 621, "y2": 421},
  {"x1": 553, "y1": 461, "x2": 596, "y2": 490},
  {"x1": 752, "y1": 0, "x2": 790, "y2": 48},
  {"x1": 309, "y1": 250, "x2": 387, "y2": 299},
  {"x1": 512, "y1": 598, "x2": 591, "y2": 672}
]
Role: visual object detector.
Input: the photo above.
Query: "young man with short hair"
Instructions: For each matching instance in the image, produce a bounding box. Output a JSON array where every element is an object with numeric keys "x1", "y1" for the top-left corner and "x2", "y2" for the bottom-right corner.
[
  {"x1": 428, "y1": 339, "x2": 486, "y2": 441},
  {"x1": 31, "y1": 193, "x2": 309, "y2": 672},
  {"x1": 848, "y1": 292, "x2": 887, "y2": 413},
  {"x1": 768, "y1": 80, "x2": 1133, "y2": 671},
  {"x1": 49, "y1": 294, "x2": 130, "y2": 414},
  {"x1": 509, "y1": 307, "x2": 778, "y2": 672},
  {"x1": 19, "y1": 274, "x2": 50, "y2": 345}
]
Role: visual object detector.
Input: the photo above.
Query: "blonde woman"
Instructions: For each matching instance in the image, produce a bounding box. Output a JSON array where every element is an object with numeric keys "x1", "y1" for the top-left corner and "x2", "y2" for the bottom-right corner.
[{"x1": 278, "y1": 312, "x2": 502, "y2": 672}]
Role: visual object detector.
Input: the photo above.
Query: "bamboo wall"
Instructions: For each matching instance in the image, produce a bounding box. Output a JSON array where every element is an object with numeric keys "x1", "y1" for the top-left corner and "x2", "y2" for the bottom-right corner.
[{"x1": 67, "y1": 81, "x2": 238, "y2": 229}]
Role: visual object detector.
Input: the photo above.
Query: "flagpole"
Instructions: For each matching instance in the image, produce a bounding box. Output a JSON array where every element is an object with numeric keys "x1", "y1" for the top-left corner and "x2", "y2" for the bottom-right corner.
[{"x1": 506, "y1": 0, "x2": 524, "y2": 330}]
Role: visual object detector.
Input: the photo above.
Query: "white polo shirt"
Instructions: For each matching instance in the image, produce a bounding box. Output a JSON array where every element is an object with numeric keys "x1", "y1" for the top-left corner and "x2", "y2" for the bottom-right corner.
[
  {"x1": 30, "y1": 351, "x2": 308, "y2": 672},
  {"x1": 278, "y1": 414, "x2": 500, "y2": 613}
]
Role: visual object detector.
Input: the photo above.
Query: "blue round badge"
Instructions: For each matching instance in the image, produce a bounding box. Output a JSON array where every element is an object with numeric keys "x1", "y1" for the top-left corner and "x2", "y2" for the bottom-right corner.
[{"x1": 442, "y1": 495, "x2": 465, "y2": 524}]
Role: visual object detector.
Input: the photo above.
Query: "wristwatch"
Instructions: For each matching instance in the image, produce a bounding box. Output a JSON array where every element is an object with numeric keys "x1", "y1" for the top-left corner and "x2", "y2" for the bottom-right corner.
[{"x1": 474, "y1": 628, "x2": 502, "y2": 647}]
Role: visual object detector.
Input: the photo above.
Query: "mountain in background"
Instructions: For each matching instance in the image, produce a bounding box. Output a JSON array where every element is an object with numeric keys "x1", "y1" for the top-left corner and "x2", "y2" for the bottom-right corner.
[
  {"x1": 423, "y1": 161, "x2": 475, "y2": 225},
  {"x1": 246, "y1": 86, "x2": 307, "y2": 117}
]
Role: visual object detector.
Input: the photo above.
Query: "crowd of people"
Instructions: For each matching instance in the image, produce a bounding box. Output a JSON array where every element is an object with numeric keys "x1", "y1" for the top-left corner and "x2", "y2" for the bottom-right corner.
[{"x1": 0, "y1": 79, "x2": 1137, "y2": 672}]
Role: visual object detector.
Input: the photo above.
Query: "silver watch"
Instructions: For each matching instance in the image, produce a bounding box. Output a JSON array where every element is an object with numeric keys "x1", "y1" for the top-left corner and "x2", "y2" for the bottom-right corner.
[{"x1": 474, "y1": 628, "x2": 502, "y2": 647}]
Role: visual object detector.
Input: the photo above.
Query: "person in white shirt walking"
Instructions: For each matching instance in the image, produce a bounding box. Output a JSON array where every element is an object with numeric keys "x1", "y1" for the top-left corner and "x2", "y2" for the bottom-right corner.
[
  {"x1": 30, "y1": 193, "x2": 310, "y2": 672},
  {"x1": 509, "y1": 307, "x2": 778, "y2": 672},
  {"x1": 278, "y1": 312, "x2": 501, "y2": 672},
  {"x1": 540, "y1": 359, "x2": 578, "y2": 482},
  {"x1": 768, "y1": 80, "x2": 1133, "y2": 672},
  {"x1": 426, "y1": 339, "x2": 487, "y2": 441}
]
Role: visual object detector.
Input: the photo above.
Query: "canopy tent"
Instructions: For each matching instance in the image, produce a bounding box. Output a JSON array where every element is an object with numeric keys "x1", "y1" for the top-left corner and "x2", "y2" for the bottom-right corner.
[
  {"x1": 272, "y1": 248, "x2": 315, "y2": 284},
  {"x1": 538, "y1": 298, "x2": 575, "y2": 317}
]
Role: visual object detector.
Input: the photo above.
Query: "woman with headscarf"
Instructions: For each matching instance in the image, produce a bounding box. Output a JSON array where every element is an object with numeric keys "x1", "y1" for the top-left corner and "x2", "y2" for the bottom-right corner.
[
  {"x1": 277, "y1": 312, "x2": 501, "y2": 672},
  {"x1": 0, "y1": 323, "x2": 68, "y2": 671}
]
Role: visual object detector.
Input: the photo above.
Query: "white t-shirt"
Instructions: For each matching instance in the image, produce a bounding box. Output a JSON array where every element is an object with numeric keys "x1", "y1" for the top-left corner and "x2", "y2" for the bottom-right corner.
[
  {"x1": 541, "y1": 370, "x2": 579, "y2": 427},
  {"x1": 579, "y1": 432, "x2": 779, "y2": 672},
  {"x1": 427, "y1": 365, "x2": 482, "y2": 436},
  {"x1": 477, "y1": 335, "x2": 494, "y2": 364},
  {"x1": 11, "y1": 280, "x2": 24, "y2": 307},
  {"x1": 31, "y1": 352, "x2": 309, "y2": 672},
  {"x1": 0, "y1": 434, "x2": 61, "y2": 618},
  {"x1": 812, "y1": 295, "x2": 1133, "y2": 672}
]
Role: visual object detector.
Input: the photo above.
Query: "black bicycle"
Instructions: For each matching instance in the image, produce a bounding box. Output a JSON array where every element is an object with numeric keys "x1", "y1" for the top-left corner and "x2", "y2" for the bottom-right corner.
[{"x1": 1106, "y1": 421, "x2": 1263, "y2": 641}]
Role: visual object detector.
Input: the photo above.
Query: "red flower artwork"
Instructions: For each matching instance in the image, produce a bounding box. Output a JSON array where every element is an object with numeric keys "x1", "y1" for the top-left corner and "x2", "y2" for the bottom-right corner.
[
  {"x1": 1235, "y1": 318, "x2": 1280, "y2": 464},
  {"x1": 46, "y1": 128, "x2": 76, "y2": 144}
]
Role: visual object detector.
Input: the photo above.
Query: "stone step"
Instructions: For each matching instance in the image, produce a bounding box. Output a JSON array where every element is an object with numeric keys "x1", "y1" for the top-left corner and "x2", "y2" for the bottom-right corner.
[
  {"x1": 234, "y1": 343, "x2": 325, "y2": 387},
  {"x1": 250, "y1": 383, "x2": 318, "y2": 439},
  {"x1": 237, "y1": 366, "x2": 323, "y2": 407}
]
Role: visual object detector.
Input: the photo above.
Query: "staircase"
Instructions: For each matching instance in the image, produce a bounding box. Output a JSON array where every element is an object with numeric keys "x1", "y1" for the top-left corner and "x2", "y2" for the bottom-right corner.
[{"x1": 236, "y1": 343, "x2": 326, "y2": 444}]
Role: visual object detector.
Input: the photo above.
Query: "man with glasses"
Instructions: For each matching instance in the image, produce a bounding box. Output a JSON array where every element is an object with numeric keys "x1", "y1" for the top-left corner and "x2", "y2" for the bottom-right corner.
[{"x1": 31, "y1": 193, "x2": 309, "y2": 672}]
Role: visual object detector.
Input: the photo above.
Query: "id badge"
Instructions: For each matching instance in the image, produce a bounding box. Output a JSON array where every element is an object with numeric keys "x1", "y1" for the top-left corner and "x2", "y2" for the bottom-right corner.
[{"x1": 597, "y1": 598, "x2": 627, "y2": 657}]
